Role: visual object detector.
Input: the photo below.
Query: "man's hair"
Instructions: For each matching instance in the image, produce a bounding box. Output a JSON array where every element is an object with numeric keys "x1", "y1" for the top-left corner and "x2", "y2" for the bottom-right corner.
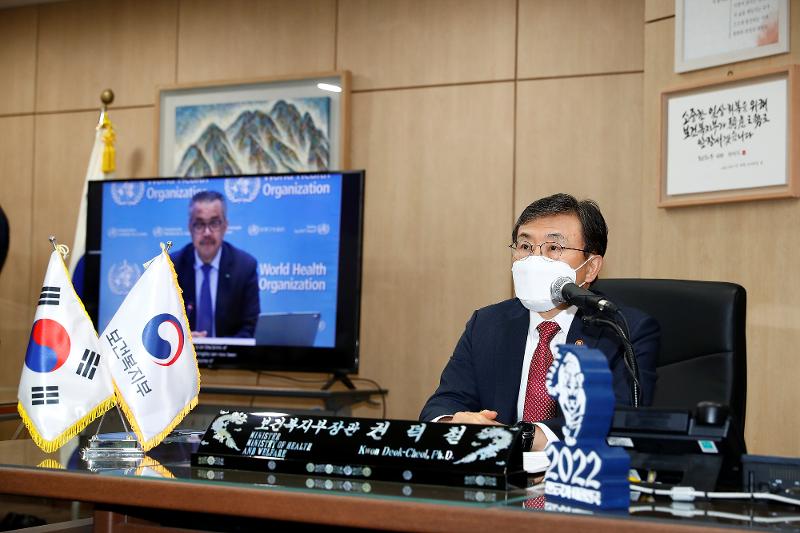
[
  {"x1": 512, "y1": 193, "x2": 607, "y2": 256},
  {"x1": 189, "y1": 190, "x2": 227, "y2": 219}
]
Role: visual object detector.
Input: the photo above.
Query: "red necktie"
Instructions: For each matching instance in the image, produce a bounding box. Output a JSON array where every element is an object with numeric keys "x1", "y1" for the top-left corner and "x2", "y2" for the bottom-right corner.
[
  {"x1": 522, "y1": 321, "x2": 560, "y2": 422},
  {"x1": 524, "y1": 496, "x2": 546, "y2": 509}
]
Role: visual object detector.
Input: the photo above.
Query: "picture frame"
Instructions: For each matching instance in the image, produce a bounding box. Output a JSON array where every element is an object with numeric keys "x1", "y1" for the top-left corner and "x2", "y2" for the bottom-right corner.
[
  {"x1": 659, "y1": 66, "x2": 799, "y2": 208},
  {"x1": 675, "y1": 0, "x2": 789, "y2": 73},
  {"x1": 155, "y1": 71, "x2": 350, "y2": 177}
]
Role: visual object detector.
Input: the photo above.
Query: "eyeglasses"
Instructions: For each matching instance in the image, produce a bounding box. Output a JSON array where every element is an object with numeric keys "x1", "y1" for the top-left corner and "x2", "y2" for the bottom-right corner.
[
  {"x1": 508, "y1": 240, "x2": 589, "y2": 261},
  {"x1": 191, "y1": 219, "x2": 225, "y2": 234}
]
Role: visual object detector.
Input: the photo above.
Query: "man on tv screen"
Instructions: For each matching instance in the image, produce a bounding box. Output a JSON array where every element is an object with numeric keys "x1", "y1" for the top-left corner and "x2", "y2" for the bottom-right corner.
[{"x1": 171, "y1": 190, "x2": 260, "y2": 338}]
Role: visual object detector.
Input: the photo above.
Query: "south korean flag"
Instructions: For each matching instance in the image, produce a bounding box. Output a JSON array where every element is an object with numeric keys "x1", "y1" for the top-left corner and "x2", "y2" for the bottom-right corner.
[{"x1": 18, "y1": 247, "x2": 116, "y2": 452}]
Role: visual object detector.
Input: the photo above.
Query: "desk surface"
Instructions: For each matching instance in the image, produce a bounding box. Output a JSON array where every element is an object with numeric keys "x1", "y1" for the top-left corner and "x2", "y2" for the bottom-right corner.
[{"x1": 0, "y1": 436, "x2": 797, "y2": 532}]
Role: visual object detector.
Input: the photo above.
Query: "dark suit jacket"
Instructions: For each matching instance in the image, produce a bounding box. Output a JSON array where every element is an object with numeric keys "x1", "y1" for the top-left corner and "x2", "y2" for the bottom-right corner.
[
  {"x1": 419, "y1": 298, "x2": 660, "y2": 436},
  {"x1": 171, "y1": 241, "x2": 260, "y2": 338}
]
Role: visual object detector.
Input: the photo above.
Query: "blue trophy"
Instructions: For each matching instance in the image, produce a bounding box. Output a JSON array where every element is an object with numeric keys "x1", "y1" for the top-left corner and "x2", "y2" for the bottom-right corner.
[{"x1": 542, "y1": 344, "x2": 630, "y2": 510}]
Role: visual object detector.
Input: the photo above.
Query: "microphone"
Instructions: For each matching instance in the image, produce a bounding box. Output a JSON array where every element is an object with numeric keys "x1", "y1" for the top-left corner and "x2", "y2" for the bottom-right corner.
[
  {"x1": 550, "y1": 277, "x2": 640, "y2": 407},
  {"x1": 550, "y1": 277, "x2": 618, "y2": 313}
]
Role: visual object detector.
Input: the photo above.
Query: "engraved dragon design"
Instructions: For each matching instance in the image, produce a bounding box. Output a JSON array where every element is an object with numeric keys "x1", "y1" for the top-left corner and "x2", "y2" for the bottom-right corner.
[
  {"x1": 211, "y1": 411, "x2": 249, "y2": 451},
  {"x1": 453, "y1": 427, "x2": 513, "y2": 465}
]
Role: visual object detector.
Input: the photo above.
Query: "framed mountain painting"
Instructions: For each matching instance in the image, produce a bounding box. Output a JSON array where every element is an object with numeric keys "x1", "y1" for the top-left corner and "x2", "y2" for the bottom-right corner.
[{"x1": 156, "y1": 72, "x2": 350, "y2": 177}]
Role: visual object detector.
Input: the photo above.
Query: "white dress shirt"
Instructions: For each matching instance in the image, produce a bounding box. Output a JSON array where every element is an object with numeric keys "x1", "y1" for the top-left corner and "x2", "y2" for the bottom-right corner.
[
  {"x1": 434, "y1": 305, "x2": 578, "y2": 445},
  {"x1": 516, "y1": 305, "x2": 579, "y2": 443}
]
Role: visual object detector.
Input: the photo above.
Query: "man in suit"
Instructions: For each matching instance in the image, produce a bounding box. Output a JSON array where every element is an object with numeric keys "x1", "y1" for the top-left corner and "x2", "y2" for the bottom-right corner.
[
  {"x1": 420, "y1": 193, "x2": 660, "y2": 451},
  {"x1": 171, "y1": 191, "x2": 260, "y2": 338}
]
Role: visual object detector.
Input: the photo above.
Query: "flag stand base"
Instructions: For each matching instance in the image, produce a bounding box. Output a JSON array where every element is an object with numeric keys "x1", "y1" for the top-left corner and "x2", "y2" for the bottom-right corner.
[{"x1": 81, "y1": 432, "x2": 144, "y2": 463}]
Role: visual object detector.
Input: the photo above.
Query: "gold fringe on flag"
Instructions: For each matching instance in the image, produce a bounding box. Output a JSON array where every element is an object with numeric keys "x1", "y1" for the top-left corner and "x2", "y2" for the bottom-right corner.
[
  {"x1": 18, "y1": 395, "x2": 117, "y2": 454},
  {"x1": 37, "y1": 458, "x2": 65, "y2": 469},
  {"x1": 135, "y1": 456, "x2": 176, "y2": 478},
  {"x1": 113, "y1": 245, "x2": 201, "y2": 452},
  {"x1": 17, "y1": 245, "x2": 116, "y2": 453},
  {"x1": 164, "y1": 244, "x2": 202, "y2": 409},
  {"x1": 113, "y1": 382, "x2": 198, "y2": 452}
]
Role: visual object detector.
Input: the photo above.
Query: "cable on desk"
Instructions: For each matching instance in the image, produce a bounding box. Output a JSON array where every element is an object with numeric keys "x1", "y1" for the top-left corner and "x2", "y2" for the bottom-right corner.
[
  {"x1": 351, "y1": 377, "x2": 387, "y2": 419},
  {"x1": 256, "y1": 371, "x2": 330, "y2": 385},
  {"x1": 630, "y1": 483, "x2": 800, "y2": 506},
  {"x1": 629, "y1": 504, "x2": 800, "y2": 524}
]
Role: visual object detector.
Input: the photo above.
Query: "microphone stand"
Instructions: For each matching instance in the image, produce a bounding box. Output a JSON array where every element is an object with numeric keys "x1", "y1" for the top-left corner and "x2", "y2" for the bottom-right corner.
[{"x1": 582, "y1": 311, "x2": 641, "y2": 408}]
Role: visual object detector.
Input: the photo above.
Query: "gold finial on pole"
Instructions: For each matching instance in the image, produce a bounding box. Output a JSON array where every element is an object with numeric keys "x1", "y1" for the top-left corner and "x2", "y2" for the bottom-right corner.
[
  {"x1": 164, "y1": 241, "x2": 173, "y2": 253},
  {"x1": 48, "y1": 236, "x2": 69, "y2": 259},
  {"x1": 98, "y1": 89, "x2": 116, "y2": 174},
  {"x1": 98, "y1": 89, "x2": 114, "y2": 126},
  {"x1": 100, "y1": 89, "x2": 114, "y2": 109}
]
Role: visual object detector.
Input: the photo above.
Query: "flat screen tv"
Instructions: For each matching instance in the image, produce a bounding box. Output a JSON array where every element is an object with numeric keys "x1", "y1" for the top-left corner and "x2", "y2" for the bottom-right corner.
[{"x1": 84, "y1": 171, "x2": 364, "y2": 376}]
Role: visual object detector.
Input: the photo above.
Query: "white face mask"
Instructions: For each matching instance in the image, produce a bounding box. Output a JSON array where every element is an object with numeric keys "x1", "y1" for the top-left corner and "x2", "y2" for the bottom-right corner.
[{"x1": 512, "y1": 255, "x2": 592, "y2": 312}]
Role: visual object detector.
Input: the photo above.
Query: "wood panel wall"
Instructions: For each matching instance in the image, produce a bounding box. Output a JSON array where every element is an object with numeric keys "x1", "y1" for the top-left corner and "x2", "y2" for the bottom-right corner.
[
  {"x1": 0, "y1": 0, "x2": 796, "y2": 456},
  {"x1": 642, "y1": 5, "x2": 800, "y2": 457}
]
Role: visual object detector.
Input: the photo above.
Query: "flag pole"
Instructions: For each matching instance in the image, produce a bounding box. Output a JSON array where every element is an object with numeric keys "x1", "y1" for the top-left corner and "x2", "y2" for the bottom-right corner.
[
  {"x1": 115, "y1": 403, "x2": 132, "y2": 436},
  {"x1": 99, "y1": 90, "x2": 116, "y2": 174},
  {"x1": 90, "y1": 404, "x2": 134, "y2": 439},
  {"x1": 98, "y1": 89, "x2": 114, "y2": 127},
  {"x1": 20, "y1": 235, "x2": 117, "y2": 452},
  {"x1": 68, "y1": 89, "x2": 116, "y2": 292}
]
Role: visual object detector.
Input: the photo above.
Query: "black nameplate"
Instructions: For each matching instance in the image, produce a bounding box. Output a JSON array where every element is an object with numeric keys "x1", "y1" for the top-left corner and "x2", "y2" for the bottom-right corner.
[
  {"x1": 191, "y1": 411, "x2": 526, "y2": 489},
  {"x1": 192, "y1": 468, "x2": 524, "y2": 504}
]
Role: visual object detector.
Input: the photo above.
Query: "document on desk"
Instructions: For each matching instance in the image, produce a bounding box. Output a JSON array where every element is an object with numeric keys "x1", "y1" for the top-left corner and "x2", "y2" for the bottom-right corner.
[{"x1": 523, "y1": 451, "x2": 549, "y2": 473}]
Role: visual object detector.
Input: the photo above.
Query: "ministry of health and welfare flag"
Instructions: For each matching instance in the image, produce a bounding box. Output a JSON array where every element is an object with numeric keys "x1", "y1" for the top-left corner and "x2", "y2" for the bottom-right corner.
[
  {"x1": 99, "y1": 246, "x2": 200, "y2": 451},
  {"x1": 69, "y1": 111, "x2": 115, "y2": 297},
  {"x1": 18, "y1": 248, "x2": 116, "y2": 452}
]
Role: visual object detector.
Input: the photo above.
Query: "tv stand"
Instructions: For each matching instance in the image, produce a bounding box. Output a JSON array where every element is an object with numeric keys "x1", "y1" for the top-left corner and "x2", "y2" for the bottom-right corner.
[{"x1": 321, "y1": 371, "x2": 356, "y2": 390}]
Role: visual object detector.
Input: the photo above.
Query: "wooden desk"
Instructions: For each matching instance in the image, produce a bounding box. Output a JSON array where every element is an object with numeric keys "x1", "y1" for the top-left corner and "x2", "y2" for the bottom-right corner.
[
  {"x1": 0, "y1": 438, "x2": 794, "y2": 533},
  {"x1": 0, "y1": 386, "x2": 18, "y2": 421}
]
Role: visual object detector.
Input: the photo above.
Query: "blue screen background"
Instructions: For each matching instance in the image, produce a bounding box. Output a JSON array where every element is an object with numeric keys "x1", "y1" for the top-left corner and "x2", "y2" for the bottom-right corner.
[{"x1": 98, "y1": 174, "x2": 342, "y2": 347}]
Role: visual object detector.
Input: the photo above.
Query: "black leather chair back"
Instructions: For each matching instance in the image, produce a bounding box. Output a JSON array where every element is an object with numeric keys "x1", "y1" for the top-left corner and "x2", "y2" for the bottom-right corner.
[{"x1": 592, "y1": 279, "x2": 747, "y2": 433}]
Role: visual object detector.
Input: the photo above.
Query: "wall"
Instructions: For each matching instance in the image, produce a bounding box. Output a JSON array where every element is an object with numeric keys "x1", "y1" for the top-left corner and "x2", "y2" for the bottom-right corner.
[
  {"x1": 0, "y1": 0, "x2": 793, "y2": 455},
  {"x1": 642, "y1": 0, "x2": 800, "y2": 456}
]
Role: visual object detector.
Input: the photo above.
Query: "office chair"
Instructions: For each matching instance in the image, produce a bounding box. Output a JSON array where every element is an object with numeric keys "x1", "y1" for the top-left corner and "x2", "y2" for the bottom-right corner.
[{"x1": 592, "y1": 278, "x2": 747, "y2": 436}]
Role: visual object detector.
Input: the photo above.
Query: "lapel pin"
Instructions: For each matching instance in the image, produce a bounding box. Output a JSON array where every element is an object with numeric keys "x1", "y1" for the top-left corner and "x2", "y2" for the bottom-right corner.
[{"x1": 575, "y1": 339, "x2": 584, "y2": 346}]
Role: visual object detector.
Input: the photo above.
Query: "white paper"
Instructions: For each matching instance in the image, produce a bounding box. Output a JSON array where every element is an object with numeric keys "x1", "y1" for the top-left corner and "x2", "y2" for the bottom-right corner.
[
  {"x1": 666, "y1": 77, "x2": 787, "y2": 196},
  {"x1": 677, "y1": 0, "x2": 789, "y2": 72},
  {"x1": 523, "y1": 451, "x2": 550, "y2": 474}
]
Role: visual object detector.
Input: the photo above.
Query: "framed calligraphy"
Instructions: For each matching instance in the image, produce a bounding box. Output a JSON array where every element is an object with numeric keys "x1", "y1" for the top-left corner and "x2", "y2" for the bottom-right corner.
[
  {"x1": 675, "y1": 0, "x2": 789, "y2": 73},
  {"x1": 660, "y1": 66, "x2": 799, "y2": 207},
  {"x1": 156, "y1": 72, "x2": 350, "y2": 177}
]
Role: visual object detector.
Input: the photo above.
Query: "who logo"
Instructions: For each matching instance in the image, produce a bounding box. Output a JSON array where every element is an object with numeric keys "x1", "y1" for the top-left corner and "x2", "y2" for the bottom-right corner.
[
  {"x1": 108, "y1": 260, "x2": 142, "y2": 296},
  {"x1": 224, "y1": 177, "x2": 260, "y2": 203},
  {"x1": 110, "y1": 182, "x2": 145, "y2": 206}
]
